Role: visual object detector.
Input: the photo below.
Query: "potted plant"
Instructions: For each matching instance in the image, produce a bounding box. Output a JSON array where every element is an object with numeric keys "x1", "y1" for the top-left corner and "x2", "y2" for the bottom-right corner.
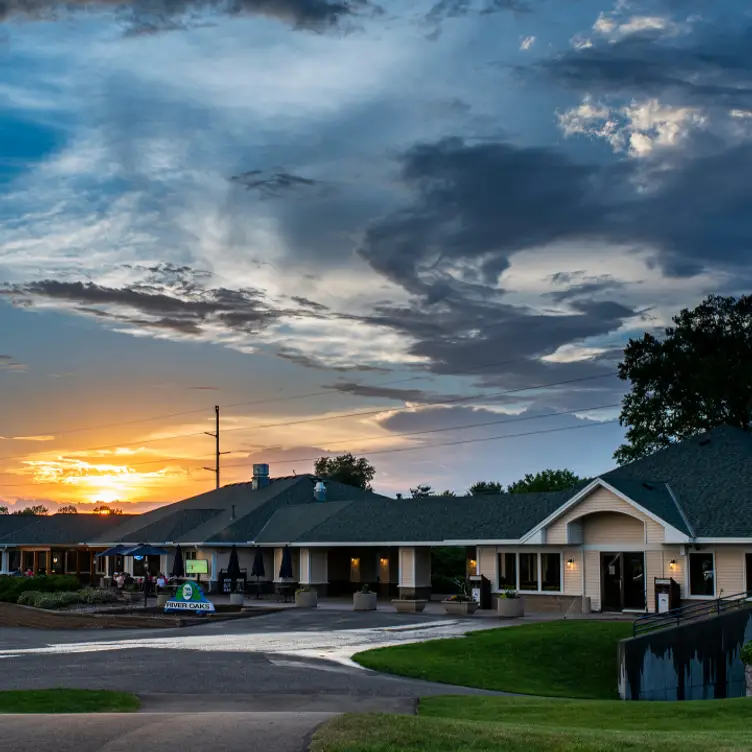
[
  {"x1": 353, "y1": 584, "x2": 378, "y2": 611},
  {"x1": 392, "y1": 594, "x2": 428, "y2": 613},
  {"x1": 496, "y1": 589, "x2": 524, "y2": 618},
  {"x1": 122, "y1": 583, "x2": 142, "y2": 604},
  {"x1": 741, "y1": 642, "x2": 752, "y2": 696},
  {"x1": 295, "y1": 585, "x2": 318, "y2": 609},
  {"x1": 442, "y1": 593, "x2": 479, "y2": 616}
]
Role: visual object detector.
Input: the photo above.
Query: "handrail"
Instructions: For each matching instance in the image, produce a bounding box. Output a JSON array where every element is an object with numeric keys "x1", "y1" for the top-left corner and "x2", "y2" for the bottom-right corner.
[{"x1": 633, "y1": 591, "x2": 752, "y2": 636}]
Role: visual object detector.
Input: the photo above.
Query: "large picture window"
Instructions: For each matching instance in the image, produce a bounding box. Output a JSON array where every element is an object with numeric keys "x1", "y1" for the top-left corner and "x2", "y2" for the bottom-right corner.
[
  {"x1": 519, "y1": 553, "x2": 539, "y2": 591},
  {"x1": 541, "y1": 553, "x2": 562, "y2": 592},
  {"x1": 689, "y1": 552, "x2": 715, "y2": 596},
  {"x1": 498, "y1": 553, "x2": 516, "y2": 589}
]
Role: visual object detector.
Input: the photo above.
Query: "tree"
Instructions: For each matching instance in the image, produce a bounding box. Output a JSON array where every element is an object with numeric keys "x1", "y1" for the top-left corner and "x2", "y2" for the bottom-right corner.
[
  {"x1": 313, "y1": 453, "x2": 376, "y2": 490},
  {"x1": 92, "y1": 504, "x2": 124, "y2": 515},
  {"x1": 0, "y1": 505, "x2": 8, "y2": 515},
  {"x1": 58, "y1": 504, "x2": 78, "y2": 514},
  {"x1": 409, "y1": 484, "x2": 434, "y2": 498},
  {"x1": 469, "y1": 481, "x2": 503, "y2": 495},
  {"x1": 12, "y1": 505, "x2": 48, "y2": 516},
  {"x1": 506, "y1": 469, "x2": 585, "y2": 494},
  {"x1": 615, "y1": 294, "x2": 752, "y2": 464},
  {"x1": 438, "y1": 489, "x2": 456, "y2": 497}
]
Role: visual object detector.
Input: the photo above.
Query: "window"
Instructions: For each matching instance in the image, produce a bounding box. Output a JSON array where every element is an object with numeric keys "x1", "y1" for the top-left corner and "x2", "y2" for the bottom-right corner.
[
  {"x1": 9, "y1": 550, "x2": 20, "y2": 571},
  {"x1": 66, "y1": 550, "x2": 77, "y2": 573},
  {"x1": 498, "y1": 553, "x2": 516, "y2": 589},
  {"x1": 519, "y1": 553, "x2": 539, "y2": 591},
  {"x1": 186, "y1": 551, "x2": 197, "y2": 560},
  {"x1": 689, "y1": 552, "x2": 715, "y2": 596},
  {"x1": 50, "y1": 550, "x2": 64, "y2": 575},
  {"x1": 541, "y1": 553, "x2": 561, "y2": 592},
  {"x1": 22, "y1": 551, "x2": 34, "y2": 572}
]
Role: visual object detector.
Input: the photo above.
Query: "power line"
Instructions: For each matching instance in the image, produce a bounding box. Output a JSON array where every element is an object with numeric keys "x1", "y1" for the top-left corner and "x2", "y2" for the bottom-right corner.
[
  {"x1": 0, "y1": 338, "x2": 632, "y2": 442},
  {"x1": 0, "y1": 403, "x2": 620, "y2": 488},
  {"x1": 217, "y1": 418, "x2": 621, "y2": 471},
  {"x1": 0, "y1": 370, "x2": 619, "y2": 463}
]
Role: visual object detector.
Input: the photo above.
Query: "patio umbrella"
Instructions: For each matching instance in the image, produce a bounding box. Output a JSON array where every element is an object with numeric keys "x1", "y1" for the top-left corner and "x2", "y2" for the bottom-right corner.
[
  {"x1": 226, "y1": 545, "x2": 242, "y2": 593},
  {"x1": 96, "y1": 544, "x2": 127, "y2": 558},
  {"x1": 279, "y1": 546, "x2": 294, "y2": 580},
  {"x1": 122, "y1": 544, "x2": 169, "y2": 558},
  {"x1": 251, "y1": 548, "x2": 265, "y2": 600},
  {"x1": 171, "y1": 545, "x2": 185, "y2": 579}
]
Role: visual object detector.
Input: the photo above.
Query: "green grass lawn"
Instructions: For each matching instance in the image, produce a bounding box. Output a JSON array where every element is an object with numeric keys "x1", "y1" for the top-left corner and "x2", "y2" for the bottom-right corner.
[
  {"x1": 312, "y1": 696, "x2": 752, "y2": 752},
  {"x1": 0, "y1": 689, "x2": 140, "y2": 713},
  {"x1": 353, "y1": 620, "x2": 633, "y2": 699}
]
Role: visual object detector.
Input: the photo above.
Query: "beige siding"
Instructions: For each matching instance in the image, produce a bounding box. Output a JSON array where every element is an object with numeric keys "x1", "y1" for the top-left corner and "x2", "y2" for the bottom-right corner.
[
  {"x1": 399, "y1": 547, "x2": 414, "y2": 587},
  {"x1": 299, "y1": 549, "x2": 311, "y2": 583},
  {"x1": 645, "y1": 551, "x2": 662, "y2": 612},
  {"x1": 477, "y1": 546, "x2": 498, "y2": 587},
  {"x1": 714, "y1": 547, "x2": 745, "y2": 597},
  {"x1": 310, "y1": 550, "x2": 328, "y2": 583},
  {"x1": 660, "y1": 547, "x2": 685, "y2": 595},
  {"x1": 415, "y1": 548, "x2": 432, "y2": 587},
  {"x1": 546, "y1": 486, "x2": 664, "y2": 545},
  {"x1": 584, "y1": 550, "x2": 601, "y2": 611},
  {"x1": 562, "y1": 549, "x2": 582, "y2": 595},
  {"x1": 583, "y1": 512, "x2": 644, "y2": 545}
]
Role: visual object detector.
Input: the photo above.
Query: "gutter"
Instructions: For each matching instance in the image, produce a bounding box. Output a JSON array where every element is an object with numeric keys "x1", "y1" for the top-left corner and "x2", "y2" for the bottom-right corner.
[{"x1": 664, "y1": 483, "x2": 697, "y2": 541}]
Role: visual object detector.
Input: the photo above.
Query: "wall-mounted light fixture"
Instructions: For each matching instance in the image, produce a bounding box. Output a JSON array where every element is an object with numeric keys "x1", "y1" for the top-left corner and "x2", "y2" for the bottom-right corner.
[
  {"x1": 351, "y1": 557, "x2": 360, "y2": 566},
  {"x1": 566, "y1": 558, "x2": 575, "y2": 569},
  {"x1": 379, "y1": 557, "x2": 389, "y2": 566},
  {"x1": 669, "y1": 559, "x2": 677, "y2": 571},
  {"x1": 468, "y1": 558, "x2": 477, "y2": 572}
]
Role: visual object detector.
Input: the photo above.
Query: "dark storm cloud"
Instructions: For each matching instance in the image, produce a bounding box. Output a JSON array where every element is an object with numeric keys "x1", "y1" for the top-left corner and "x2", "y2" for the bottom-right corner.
[
  {"x1": 532, "y1": 26, "x2": 752, "y2": 109},
  {"x1": 323, "y1": 382, "x2": 462, "y2": 402},
  {"x1": 547, "y1": 276, "x2": 628, "y2": 303},
  {"x1": 230, "y1": 170, "x2": 325, "y2": 198},
  {"x1": 0, "y1": 277, "x2": 323, "y2": 338},
  {"x1": 290, "y1": 296, "x2": 330, "y2": 312},
  {"x1": 0, "y1": 0, "x2": 367, "y2": 32},
  {"x1": 424, "y1": 0, "x2": 532, "y2": 40}
]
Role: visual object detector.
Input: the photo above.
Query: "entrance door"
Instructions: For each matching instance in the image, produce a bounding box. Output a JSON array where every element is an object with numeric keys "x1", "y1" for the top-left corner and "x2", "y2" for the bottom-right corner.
[
  {"x1": 601, "y1": 553, "x2": 622, "y2": 611},
  {"x1": 745, "y1": 554, "x2": 752, "y2": 596},
  {"x1": 600, "y1": 552, "x2": 646, "y2": 611}
]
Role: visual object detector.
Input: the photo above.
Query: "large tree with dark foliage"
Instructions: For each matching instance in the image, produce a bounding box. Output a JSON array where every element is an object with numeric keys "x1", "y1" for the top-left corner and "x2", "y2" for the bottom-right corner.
[
  {"x1": 314, "y1": 453, "x2": 376, "y2": 490},
  {"x1": 12, "y1": 505, "x2": 48, "y2": 516},
  {"x1": 469, "y1": 481, "x2": 503, "y2": 495},
  {"x1": 506, "y1": 469, "x2": 585, "y2": 494},
  {"x1": 615, "y1": 294, "x2": 752, "y2": 465}
]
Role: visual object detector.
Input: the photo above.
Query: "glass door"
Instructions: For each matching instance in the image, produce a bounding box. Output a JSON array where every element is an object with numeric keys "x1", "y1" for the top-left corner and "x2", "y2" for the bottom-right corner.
[
  {"x1": 622, "y1": 552, "x2": 646, "y2": 610},
  {"x1": 601, "y1": 553, "x2": 622, "y2": 611}
]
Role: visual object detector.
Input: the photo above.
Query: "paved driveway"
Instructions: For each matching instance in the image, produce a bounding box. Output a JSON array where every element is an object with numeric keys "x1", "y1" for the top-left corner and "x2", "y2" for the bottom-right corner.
[{"x1": 0, "y1": 610, "x2": 501, "y2": 751}]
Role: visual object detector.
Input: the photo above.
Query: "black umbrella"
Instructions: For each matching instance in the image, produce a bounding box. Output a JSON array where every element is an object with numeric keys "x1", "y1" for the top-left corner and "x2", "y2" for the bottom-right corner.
[
  {"x1": 171, "y1": 545, "x2": 185, "y2": 579},
  {"x1": 227, "y1": 545, "x2": 242, "y2": 593},
  {"x1": 279, "y1": 546, "x2": 294, "y2": 580},
  {"x1": 251, "y1": 548, "x2": 265, "y2": 600},
  {"x1": 251, "y1": 549, "x2": 265, "y2": 579}
]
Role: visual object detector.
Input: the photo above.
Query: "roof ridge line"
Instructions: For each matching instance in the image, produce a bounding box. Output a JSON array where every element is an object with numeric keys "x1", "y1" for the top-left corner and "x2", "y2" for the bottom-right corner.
[{"x1": 664, "y1": 482, "x2": 696, "y2": 539}]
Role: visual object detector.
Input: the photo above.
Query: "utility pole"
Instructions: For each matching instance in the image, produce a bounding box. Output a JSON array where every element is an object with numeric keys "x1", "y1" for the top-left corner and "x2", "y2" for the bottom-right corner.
[{"x1": 204, "y1": 405, "x2": 229, "y2": 489}]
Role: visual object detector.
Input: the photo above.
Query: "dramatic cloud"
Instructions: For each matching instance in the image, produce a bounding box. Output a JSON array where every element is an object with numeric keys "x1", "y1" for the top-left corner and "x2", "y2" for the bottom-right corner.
[
  {"x1": 323, "y1": 382, "x2": 462, "y2": 403},
  {"x1": 230, "y1": 170, "x2": 326, "y2": 198},
  {"x1": 0, "y1": 0, "x2": 369, "y2": 33}
]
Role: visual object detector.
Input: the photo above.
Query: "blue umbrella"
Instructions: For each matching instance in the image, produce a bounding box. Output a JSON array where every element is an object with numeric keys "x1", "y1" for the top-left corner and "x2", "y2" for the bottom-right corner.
[
  {"x1": 122, "y1": 544, "x2": 169, "y2": 557},
  {"x1": 96, "y1": 545, "x2": 128, "y2": 558},
  {"x1": 251, "y1": 549, "x2": 265, "y2": 579}
]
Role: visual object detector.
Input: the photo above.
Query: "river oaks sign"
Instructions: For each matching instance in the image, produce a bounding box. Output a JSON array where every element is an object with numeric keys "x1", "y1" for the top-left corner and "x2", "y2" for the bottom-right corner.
[{"x1": 164, "y1": 582, "x2": 216, "y2": 613}]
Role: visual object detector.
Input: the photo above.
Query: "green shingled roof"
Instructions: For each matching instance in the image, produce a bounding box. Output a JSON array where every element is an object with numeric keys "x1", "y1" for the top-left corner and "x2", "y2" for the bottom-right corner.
[
  {"x1": 0, "y1": 514, "x2": 135, "y2": 546},
  {"x1": 602, "y1": 424, "x2": 752, "y2": 537},
  {"x1": 256, "y1": 489, "x2": 577, "y2": 544}
]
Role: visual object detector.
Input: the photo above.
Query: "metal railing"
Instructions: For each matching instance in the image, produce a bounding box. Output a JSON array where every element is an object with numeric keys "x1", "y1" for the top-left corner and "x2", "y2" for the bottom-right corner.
[{"x1": 633, "y1": 591, "x2": 752, "y2": 636}]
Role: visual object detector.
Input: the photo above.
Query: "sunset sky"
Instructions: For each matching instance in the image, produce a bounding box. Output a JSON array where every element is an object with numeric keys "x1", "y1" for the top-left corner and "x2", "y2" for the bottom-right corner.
[{"x1": 1, "y1": 0, "x2": 750, "y2": 512}]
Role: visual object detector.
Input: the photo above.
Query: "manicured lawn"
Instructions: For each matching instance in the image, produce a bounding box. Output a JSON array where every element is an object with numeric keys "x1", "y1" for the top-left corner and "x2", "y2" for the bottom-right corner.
[
  {"x1": 353, "y1": 621, "x2": 633, "y2": 699},
  {"x1": 0, "y1": 689, "x2": 140, "y2": 713},
  {"x1": 312, "y1": 696, "x2": 752, "y2": 752}
]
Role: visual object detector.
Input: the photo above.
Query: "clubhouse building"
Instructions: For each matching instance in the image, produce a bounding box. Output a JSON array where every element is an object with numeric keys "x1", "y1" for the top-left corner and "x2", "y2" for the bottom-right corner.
[{"x1": 3, "y1": 425, "x2": 752, "y2": 614}]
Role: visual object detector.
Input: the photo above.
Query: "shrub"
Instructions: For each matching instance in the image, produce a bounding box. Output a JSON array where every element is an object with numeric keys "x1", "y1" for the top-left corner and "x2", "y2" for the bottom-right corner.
[
  {"x1": 741, "y1": 642, "x2": 752, "y2": 666},
  {"x1": 15, "y1": 588, "x2": 118, "y2": 610},
  {"x1": 497, "y1": 589, "x2": 518, "y2": 599},
  {"x1": 0, "y1": 575, "x2": 80, "y2": 603}
]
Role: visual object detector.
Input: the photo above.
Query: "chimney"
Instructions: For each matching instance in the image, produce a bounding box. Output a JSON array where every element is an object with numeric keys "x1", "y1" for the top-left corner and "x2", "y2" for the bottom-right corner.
[
  {"x1": 396, "y1": 493, "x2": 402, "y2": 500},
  {"x1": 252, "y1": 464, "x2": 270, "y2": 490},
  {"x1": 314, "y1": 481, "x2": 327, "y2": 502}
]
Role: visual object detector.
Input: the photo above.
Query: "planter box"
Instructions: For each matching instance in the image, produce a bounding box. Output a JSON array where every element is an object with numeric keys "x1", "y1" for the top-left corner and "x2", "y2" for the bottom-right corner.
[
  {"x1": 392, "y1": 599, "x2": 428, "y2": 613},
  {"x1": 353, "y1": 592, "x2": 378, "y2": 611},
  {"x1": 497, "y1": 597, "x2": 524, "y2": 618},
  {"x1": 157, "y1": 593, "x2": 170, "y2": 607},
  {"x1": 746, "y1": 665, "x2": 752, "y2": 697},
  {"x1": 229, "y1": 593, "x2": 244, "y2": 606},
  {"x1": 295, "y1": 590, "x2": 318, "y2": 609},
  {"x1": 442, "y1": 600, "x2": 479, "y2": 616},
  {"x1": 122, "y1": 591, "x2": 143, "y2": 604}
]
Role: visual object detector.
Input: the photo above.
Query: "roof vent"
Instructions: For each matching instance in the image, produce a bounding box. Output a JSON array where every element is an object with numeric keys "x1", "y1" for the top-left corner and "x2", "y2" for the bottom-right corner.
[
  {"x1": 252, "y1": 463, "x2": 270, "y2": 490},
  {"x1": 314, "y1": 481, "x2": 327, "y2": 502},
  {"x1": 642, "y1": 482, "x2": 654, "y2": 491}
]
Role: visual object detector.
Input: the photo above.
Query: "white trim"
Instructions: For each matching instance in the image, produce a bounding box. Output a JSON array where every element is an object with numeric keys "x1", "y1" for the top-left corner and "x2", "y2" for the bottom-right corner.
[
  {"x1": 520, "y1": 477, "x2": 691, "y2": 544},
  {"x1": 685, "y1": 549, "x2": 717, "y2": 598},
  {"x1": 694, "y1": 538, "x2": 752, "y2": 544}
]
